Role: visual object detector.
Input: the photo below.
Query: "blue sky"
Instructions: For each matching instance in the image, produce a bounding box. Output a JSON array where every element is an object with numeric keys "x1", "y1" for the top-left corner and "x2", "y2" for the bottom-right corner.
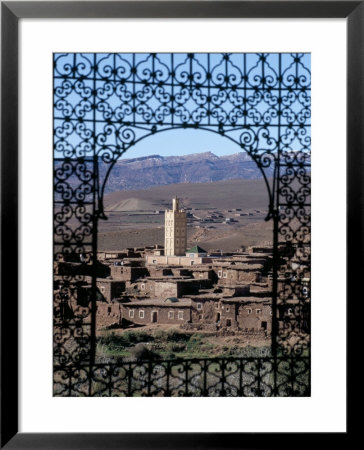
[
  {"x1": 119, "y1": 128, "x2": 241, "y2": 159},
  {"x1": 54, "y1": 53, "x2": 311, "y2": 161}
]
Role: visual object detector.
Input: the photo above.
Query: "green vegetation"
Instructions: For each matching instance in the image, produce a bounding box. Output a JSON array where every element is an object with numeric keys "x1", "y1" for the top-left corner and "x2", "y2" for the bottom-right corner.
[{"x1": 96, "y1": 328, "x2": 272, "y2": 362}]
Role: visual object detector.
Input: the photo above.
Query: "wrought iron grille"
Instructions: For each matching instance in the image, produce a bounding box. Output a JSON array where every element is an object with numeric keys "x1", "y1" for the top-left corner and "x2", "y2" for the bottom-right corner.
[{"x1": 53, "y1": 53, "x2": 310, "y2": 396}]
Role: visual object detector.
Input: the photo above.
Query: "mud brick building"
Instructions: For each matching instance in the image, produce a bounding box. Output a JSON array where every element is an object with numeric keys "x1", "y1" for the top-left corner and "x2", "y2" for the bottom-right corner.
[
  {"x1": 96, "y1": 279, "x2": 126, "y2": 303},
  {"x1": 147, "y1": 266, "x2": 173, "y2": 277},
  {"x1": 96, "y1": 302, "x2": 123, "y2": 329},
  {"x1": 58, "y1": 196, "x2": 287, "y2": 335},
  {"x1": 128, "y1": 277, "x2": 212, "y2": 298},
  {"x1": 188, "y1": 294, "x2": 223, "y2": 325},
  {"x1": 110, "y1": 265, "x2": 148, "y2": 283},
  {"x1": 171, "y1": 267, "x2": 193, "y2": 277},
  {"x1": 97, "y1": 251, "x2": 127, "y2": 261},
  {"x1": 146, "y1": 254, "x2": 213, "y2": 266},
  {"x1": 220, "y1": 284, "x2": 250, "y2": 297},
  {"x1": 214, "y1": 263, "x2": 265, "y2": 284},
  {"x1": 122, "y1": 298, "x2": 192, "y2": 325},
  {"x1": 187, "y1": 294, "x2": 272, "y2": 333},
  {"x1": 190, "y1": 267, "x2": 216, "y2": 281},
  {"x1": 231, "y1": 254, "x2": 271, "y2": 265},
  {"x1": 235, "y1": 298, "x2": 272, "y2": 332}
]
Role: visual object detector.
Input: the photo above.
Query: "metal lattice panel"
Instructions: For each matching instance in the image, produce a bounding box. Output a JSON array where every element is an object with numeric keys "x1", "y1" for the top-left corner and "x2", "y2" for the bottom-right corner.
[{"x1": 53, "y1": 53, "x2": 311, "y2": 396}]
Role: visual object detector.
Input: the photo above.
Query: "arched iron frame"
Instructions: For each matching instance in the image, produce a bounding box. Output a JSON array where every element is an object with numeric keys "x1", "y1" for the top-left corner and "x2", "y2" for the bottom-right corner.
[{"x1": 53, "y1": 52, "x2": 310, "y2": 396}]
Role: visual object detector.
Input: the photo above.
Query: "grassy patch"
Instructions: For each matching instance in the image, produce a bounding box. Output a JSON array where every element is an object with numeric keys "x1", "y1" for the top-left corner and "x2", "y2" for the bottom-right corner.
[{"x1": 96, "y1": 328, "x2": 275, "y2": 362}]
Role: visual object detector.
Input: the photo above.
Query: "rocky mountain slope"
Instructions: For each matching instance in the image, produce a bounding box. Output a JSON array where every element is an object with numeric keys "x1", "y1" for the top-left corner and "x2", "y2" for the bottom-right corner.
[{"x1": 100, "y1": 152, "x2": 271, "y2": 193}]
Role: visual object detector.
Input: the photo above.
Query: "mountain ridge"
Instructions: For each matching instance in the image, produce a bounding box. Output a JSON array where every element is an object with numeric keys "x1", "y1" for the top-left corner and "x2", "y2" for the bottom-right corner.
[{"x1": 101, "y1": 151, "x2": 271, "y2": 193}]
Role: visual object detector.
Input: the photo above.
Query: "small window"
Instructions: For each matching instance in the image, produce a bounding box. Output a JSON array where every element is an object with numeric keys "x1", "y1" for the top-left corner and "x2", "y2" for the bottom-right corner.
[
  {"x1": 141, "y1": 284, "x2": 145, "y2": 290},
  {"x1": 190, "y1": 261, "x2": 195, "y2": 265},
  {"x1": 226, "y1": 306, "x2": 230, "y2": 312},
  {"x1": 176, "y1": 239, "x2": 179, "y2": 245},
  {"x1": 139, "y1": 310, "x2": 144, "y2": 319},
  {"x1": 197, "y1": 303, "x2": 202, "y2": 310},
  {"x1": 100, "y1": 286, "x2": 105, "y2": 293},
  {"x1": 215, "y1": 303, "x2": 219, "y2": 309},
  {"x1": 168, "y1": 311, "x2": 174, "y2": 319},
  {"x1": 181, "y1": 239, "x2": 184, "y2": 245},
  {"x1": 152, "y1": 259, "x2": 157, "y2": 264},
  {"x1": 218, "y1": 270, "x2": 222, "y2": 278},
  {"x1": 247, "y1": 308, "x2": 252, "y2": 315},
  {"x1": 129, "y1": 310, "x2": 134, "y2": 318},
  {"x1": 256, "y1": 309, "x2": 262, "y2": 314},
  {"x1": 223, "y1": 272, "x2": 227, "y2": 278},
  {"x1": 178, "y1": 311, "x2": 184, "y2": 320}
]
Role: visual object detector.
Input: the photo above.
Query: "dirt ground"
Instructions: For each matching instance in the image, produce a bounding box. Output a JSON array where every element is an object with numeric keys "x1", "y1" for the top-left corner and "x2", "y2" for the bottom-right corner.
[{"x1": 97, "y1": 218, "x2": 273, "y2": 252}]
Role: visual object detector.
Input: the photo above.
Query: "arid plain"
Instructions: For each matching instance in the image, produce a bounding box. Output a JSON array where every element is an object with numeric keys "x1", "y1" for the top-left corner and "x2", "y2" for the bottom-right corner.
[{"x1": 98, "y1": 178, "x2": 273, "y2": 252}]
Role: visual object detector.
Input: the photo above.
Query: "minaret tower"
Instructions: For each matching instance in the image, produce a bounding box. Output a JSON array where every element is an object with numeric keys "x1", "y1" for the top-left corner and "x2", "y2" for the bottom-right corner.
[{"x1": 164, "y1": 197, "x2": 187, "y2": 256}]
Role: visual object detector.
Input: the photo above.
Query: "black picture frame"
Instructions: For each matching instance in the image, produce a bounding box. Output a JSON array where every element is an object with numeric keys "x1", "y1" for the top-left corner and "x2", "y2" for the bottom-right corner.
[{"x1": 0, "y1": 1, "x2": 356, "y2": 448}]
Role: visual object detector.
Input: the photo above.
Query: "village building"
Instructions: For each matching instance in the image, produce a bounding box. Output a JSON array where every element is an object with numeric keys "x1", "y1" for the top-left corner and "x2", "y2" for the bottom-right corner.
[
  {"x1": 146, "y1": 243, "x2": 213, "y2": 266},
  {"x1": 55, "y1": 195, "x2": 279, "y2": 336},
  {"x1": 213, "y1": 263, "x2": 264, "y2": 284},
  {"x1": 220, "y1": 284, "x2": 250, "y2": 297},
  {"x1": 122, "y1": 298, "x2": 192, "y2": 325},
  {"x1": 234, "y1": 298, "x2": 272, "y2": 333},
  {"x1": 127, "y1": 276, "x2": 212, "y2": 298},
  {"x1": 110, "y1": 264, "x2": 148, "y2": 283},
  {"x1": 189, "y1": 266, "x2": 216, "y2": 281},
  {"x1": 145, "y1": 254, "x2": 213, "y2": 266},
  {"x1": 97, "y1": 248, "x2": 143, "y2": 261},
  {"x1": 96, "y1": 278, "x2": 126, "y2": 303},
  {"x1": 183, "y1": 294, "x2": 272, "y2": 333},
  {"x1": 96, "y1": 302, "x2": 123, "y2": 329}
]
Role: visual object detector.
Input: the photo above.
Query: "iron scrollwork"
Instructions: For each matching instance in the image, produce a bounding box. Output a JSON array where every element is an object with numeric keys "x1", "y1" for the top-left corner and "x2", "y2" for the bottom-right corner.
[{"x1": 53, "y1": 53, "x2": 311, "y2": 396}]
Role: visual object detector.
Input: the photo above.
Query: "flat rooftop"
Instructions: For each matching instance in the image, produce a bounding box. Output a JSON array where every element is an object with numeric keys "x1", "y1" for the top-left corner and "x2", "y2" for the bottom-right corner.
[
  {"x1": 141, "y1": 276, "x2": 193, "y2": 282},
  {"x1": 124, "y1": 298, "x2": 192, "y2": 307},
  {"x1": 221, "y1": 296, "x2": 272, "y2": 304}
]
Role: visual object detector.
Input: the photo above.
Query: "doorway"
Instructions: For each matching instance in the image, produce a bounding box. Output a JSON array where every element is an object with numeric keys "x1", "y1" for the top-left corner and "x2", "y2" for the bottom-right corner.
[{"x1": 152, "y1": 311, "x2": 158, "y2": 323}]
